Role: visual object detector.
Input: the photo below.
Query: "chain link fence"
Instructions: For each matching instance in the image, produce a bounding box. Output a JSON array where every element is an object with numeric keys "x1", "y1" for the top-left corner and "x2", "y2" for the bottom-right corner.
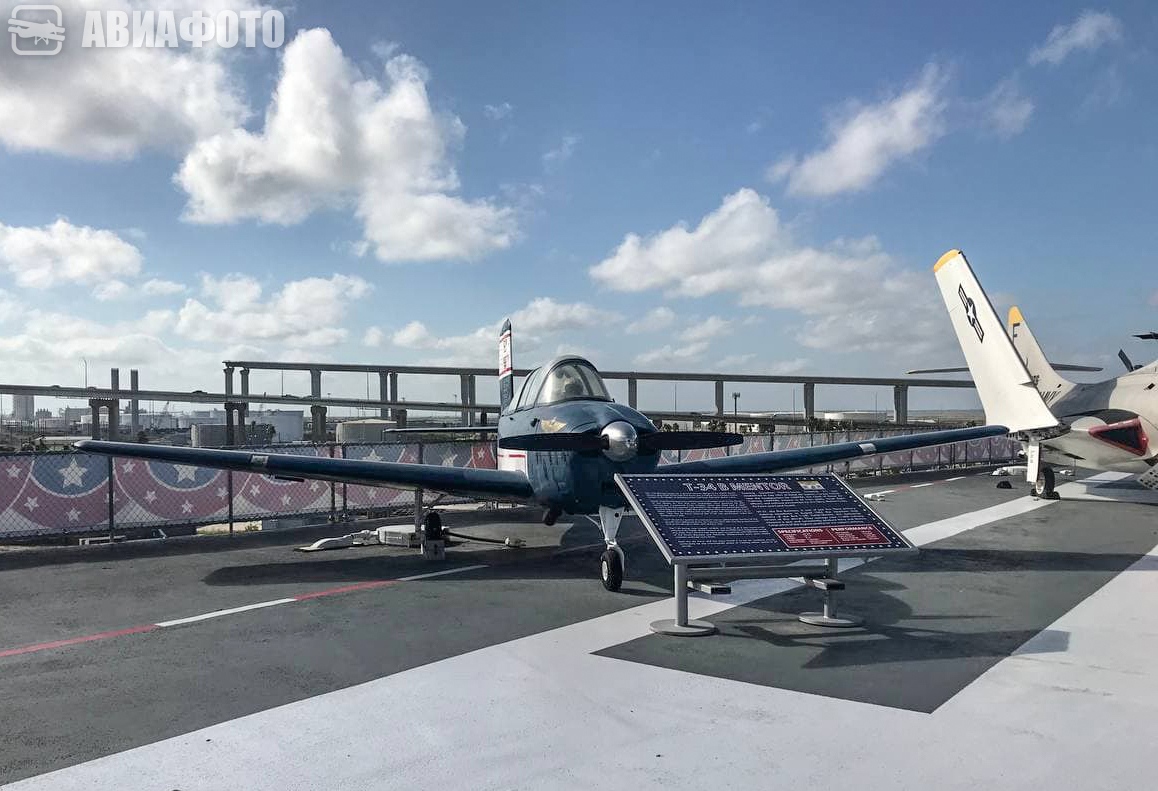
[{"x1": 0, "y1": 431, "x2": 1018, "y2": 541}]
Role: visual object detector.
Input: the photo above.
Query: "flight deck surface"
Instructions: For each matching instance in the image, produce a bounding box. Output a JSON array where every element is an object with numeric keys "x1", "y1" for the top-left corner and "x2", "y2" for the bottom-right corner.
[{"x1": 1, "y1": 468, "x2": 1155, "y2": 790}]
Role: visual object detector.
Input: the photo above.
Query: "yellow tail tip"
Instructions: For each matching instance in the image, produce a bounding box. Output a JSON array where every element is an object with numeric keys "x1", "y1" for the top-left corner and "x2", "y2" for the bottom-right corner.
[
  {"x1": 933, "y1": 249, "x2": 962, "y2": 272},
  {"x1": 1008, "y1": 305, "x2": 1024, "y2": 328}
]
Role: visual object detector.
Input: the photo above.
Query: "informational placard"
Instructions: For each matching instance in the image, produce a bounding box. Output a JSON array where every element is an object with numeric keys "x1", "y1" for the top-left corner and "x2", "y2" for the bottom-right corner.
[{"x1": 614, "y1": 473, "x2": 914, "y2": 563}]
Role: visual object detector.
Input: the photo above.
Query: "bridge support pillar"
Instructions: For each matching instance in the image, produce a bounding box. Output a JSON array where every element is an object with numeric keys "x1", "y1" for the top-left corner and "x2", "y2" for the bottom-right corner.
[
  {"x1": 129, "y1": 369, "x2": 140, "y2": 437},
  {"x1": 240, "y1": 368, "x2": 250, "y2": 397},
  {"x1": 224, "y1": 401, "x2": 248, "y2": 446},
  {"x1": 628, "y1": 378, "x2": 638, "y2": 409},
  {"x1": 310, "y1": 369, "x2": 322, "y2": 399},
  {"x1": 378, "y1": 371, "x2": 390, "y2": 419},
  {"x1": 310, "y1": 405, "x2": 327, "y2": 442},
  {"x1": 88, "y1": 398, "x2": 118, "y2": 440},
  {"x1": 224, "y1": 366, "x2": 234, "y2": 396},
  {"x1": 389, "y1": 372, "x2": 399, "y2": 419},
  {"x1": 893, "y1": 385, "x2": 909, "y2": 425},
  {"x1": 803, "y1": 382, "x2": 816, "y2": 422},
  {"x1": 459, "y1": 374, "x2": 470, "y2": 425},
  {"x1": 714, "y1": 380, "x2": 725, "y2": 416}
]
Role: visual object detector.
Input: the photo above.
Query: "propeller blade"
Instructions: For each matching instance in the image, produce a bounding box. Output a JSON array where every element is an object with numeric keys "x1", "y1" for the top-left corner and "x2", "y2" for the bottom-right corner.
[
  {"x1": 1119, "y1": 349, "x2": 1137, "y2": 373},
  {"x1": 499, "y1": 433, "x2": 605, "y2": 452},
  {"x1": 639, "y1": 431, "x2": 743, "y2": 452}
]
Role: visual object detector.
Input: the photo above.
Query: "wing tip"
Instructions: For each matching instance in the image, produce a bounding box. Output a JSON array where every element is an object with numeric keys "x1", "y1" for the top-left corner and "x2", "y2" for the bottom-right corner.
[{"x1": 933, "y1": 248, "x2": 962, "y2": 272}]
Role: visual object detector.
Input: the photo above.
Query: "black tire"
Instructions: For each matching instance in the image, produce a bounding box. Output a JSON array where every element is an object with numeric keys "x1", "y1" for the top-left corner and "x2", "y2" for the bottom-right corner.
[
  {"x1": 1034, "y1": 466, "x2": 1056, "y2": 498},
  {"x1": 423, "y1": 511, "x2": 443, "y2": 541},
  {"x1": 600, "y1": 549, "x2": 623, "y2": 592}
]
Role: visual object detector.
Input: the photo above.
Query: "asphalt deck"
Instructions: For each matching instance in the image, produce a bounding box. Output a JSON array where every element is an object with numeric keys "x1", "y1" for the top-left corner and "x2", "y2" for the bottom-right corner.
[{"x1": 1, "y1": 467, "x2": 1155, "y2": 789}]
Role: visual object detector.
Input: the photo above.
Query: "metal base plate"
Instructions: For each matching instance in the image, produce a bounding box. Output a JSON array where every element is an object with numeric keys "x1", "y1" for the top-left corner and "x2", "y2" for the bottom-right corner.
[
  {"x1": 650, "y1": 619, "x2": 717, "y2": 637},
  {"x1": 798, "y1": 612, "x2": 864, "y2": 628}
]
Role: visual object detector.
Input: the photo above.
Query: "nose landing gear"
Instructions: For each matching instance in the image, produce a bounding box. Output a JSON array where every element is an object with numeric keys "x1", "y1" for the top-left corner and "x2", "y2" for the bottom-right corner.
[{"x1": 597, "y1": 505, "x2": 625, "y2": 592}]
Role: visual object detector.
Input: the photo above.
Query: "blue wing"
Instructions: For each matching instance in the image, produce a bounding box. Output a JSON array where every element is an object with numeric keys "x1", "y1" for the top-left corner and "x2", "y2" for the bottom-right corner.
[
  {"x1": 659, "y1": 425, "x2": 1009, "y2": 475},
  {"x1": 75, "y1": 440, "x2": 534, "y2": 503}
]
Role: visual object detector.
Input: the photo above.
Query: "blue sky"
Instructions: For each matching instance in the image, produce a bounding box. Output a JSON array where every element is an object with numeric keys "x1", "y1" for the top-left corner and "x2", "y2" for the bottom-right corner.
[{"x1": 0, "y1": 1, "x2": 1154, "y2": 413}]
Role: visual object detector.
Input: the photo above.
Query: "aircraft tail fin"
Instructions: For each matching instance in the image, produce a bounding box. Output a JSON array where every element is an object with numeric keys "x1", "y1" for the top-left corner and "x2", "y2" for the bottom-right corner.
[
  {"x1": 498, "y1": 318, "x2": 514, "y2": 412},
  {"x1": 1007, "y1": 305, "x2": 1074, "y2": 397},
  {"x1": 933, "y1": 250, "x2": 1059, "y2": 432}
]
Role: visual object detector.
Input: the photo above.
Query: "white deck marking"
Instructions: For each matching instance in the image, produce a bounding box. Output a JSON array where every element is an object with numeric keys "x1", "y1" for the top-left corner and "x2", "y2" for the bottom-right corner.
[
  {"x1": 6, "y1": 488, "x2": 1107, "y2": 791},
  {"x1": 155, "y1": 599, "x2": 297, "y2": 628},
  {"x1": 946, "y1": 476, "x2": 966, "y2": 482},
  {"x1": 398, "y1": 564, "x2": 487, "y2": 581},
  {"x1": 911, "y1": 482, "x2": 935, "y2": 488}
]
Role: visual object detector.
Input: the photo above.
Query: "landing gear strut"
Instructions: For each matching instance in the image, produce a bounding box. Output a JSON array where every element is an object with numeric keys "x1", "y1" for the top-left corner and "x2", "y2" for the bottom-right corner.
[{"x1": 597, "y1": 506, "x2": 625, "y2": 592}]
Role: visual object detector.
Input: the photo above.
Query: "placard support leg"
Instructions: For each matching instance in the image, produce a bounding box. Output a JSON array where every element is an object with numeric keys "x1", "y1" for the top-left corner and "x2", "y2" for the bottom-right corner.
[
  {"x1": 799, "y1": 557, "x2": 864, "y2": 628},
  {"x1": 651, "y1": 563, "x2": 717, "y2": 636}
]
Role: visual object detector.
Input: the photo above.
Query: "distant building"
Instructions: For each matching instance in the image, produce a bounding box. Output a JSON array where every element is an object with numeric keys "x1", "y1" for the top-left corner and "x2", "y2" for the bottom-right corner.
[{"x1": 12, "y1": 395, "x2": 34, "y2": 421}]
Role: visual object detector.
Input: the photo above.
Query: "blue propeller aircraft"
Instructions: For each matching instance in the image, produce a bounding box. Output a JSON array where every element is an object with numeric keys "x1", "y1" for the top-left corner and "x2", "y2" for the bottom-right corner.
[{"x1": 78, "y1": 319, "x2": 1008, "y2": 590}]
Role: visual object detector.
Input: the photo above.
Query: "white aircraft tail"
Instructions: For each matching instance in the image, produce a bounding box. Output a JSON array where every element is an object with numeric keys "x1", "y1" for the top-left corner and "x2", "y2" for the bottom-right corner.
[
  {"x1": 1007, "y1": 305, "x2": 1074, "y2": 398},
  {"x1": 933, "y1": 250, "x2": 1059, "y2": 433}
]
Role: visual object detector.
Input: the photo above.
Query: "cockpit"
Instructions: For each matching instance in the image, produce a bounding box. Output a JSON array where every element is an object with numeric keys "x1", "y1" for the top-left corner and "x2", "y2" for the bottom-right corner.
[{"x1": 511, "y1": 357, "x2": 612, "y2": 411}]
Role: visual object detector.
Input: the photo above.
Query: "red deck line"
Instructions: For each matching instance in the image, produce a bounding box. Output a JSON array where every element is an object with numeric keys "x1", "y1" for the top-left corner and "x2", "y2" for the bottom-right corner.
[
  {"x1": 293, "y1": 579, "x2": 399, "y2": 600},
  {"x1": 0, "y1": 624, "x2": 158, "y2": 658}
]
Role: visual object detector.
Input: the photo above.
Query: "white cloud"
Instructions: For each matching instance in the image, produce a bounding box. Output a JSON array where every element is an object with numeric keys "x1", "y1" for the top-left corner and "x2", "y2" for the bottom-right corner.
[
  {"x1": 95, "y1": 280, "x2": 130, "y2": 301},
  {"x1": 635, "y1": 342, "x2": 709, "y2": 367},
  {"x1": 0, "y1": 1, "x2": 250, "y2": 160},
  {"x1": 484, "y1": 102, "x2": 513, "y2": 121},
  {"x1": 768, "y1": 64, "x2": 948, "y2": 197},
  {"x1": 679, "y1": 316, "x2": 732, "y2": 343},
  {"x1": 981, "y1": 78, "x2": 1034, "y2": 138},
  {"x1": 176, "y1": 28, "x2": 517, "y2": 263},
  {"x1": 141, "y1": 278, "x2": 187, "y2": 296},
  {"x1": 0, "y1": 219, "x2": 143, "y2": 288},
  {"x1": 543, "y1": 134, "x2": 580, "y2": 169},
  {"x1": 1029, "y1": 11, "x2": 1123, "y2": 66},
  {"x1": 389, "y1": 297, "x2": 616, "y2": 365},
  {"x1": 625, "y1": 307, "x2": 676, "y2": 334},
  {"x1": 175, "y1": 272, "x2": 371, "y2": 347},
  {"x1": 717, "y1": 353, "x2": 753, "y2": 369},
  {"x1": 591, "y1": 188, "x2": 949, "y2": 356},
  {"x1": 363, "y1": 326, "x2": 386, "y2": 347},
  {"x1": 766, "y1": 358, "x2": 810, "y2": 375}
]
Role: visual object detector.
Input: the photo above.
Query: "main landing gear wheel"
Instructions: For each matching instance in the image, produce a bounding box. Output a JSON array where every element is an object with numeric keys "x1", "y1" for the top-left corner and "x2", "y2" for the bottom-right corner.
[
  {"x1": 600, "y1": 549, "x2": 623, "y2": 592},
  {"x1": 422, "y1": 511, "x2": 443, "y2": 540},
  {"x1": 1033, "y1": 466, "x2": 1056, "y2": 498}
]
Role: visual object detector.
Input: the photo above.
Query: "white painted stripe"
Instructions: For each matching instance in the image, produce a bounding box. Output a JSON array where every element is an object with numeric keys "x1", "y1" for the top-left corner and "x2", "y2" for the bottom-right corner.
[
  {"x1": 155, "y1": 599, "x2": 297, "y2": 628},
  {"x1": 946, "y1": 476, "x2": 966, "y2": 482},
  {"x1": 868, "y1": 489, "x2": 895, "y2": 496},
  {"x1": 911, "y1": 482, "x2": 935, "y2": 488},
  {"x1": 398, "y1": 564, "x2": 487, "y2": 582}
]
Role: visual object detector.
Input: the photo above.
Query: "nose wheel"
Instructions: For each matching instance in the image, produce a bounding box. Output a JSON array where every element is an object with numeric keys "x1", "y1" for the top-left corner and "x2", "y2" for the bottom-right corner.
[
  {"x1": 1033, "y1": 465, "x2": 1056, "y2": 498},
  {"x1": 597, "y1": 506, "x2": 626, "y2": 592},
  {"x1": 600, "y1": 549, "x2": 624, "y2": 591}
]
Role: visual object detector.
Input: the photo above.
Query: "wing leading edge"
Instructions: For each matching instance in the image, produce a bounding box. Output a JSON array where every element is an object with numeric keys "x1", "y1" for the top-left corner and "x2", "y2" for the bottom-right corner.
[
  {"x1": 75, "y1": 440, "x2": 534, "y2": 503},
  {"x1": 659, "y1": 425, "x2": 1010, "y2": 475}
]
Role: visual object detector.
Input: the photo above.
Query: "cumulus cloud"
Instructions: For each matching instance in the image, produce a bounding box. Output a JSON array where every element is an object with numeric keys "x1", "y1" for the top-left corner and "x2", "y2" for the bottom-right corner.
[
  {"x1": 1029, "y1": 11, "x2": 1123, "y2": 67},
  {"x1": 389, "y1": 297, "x2": 617, "y2": 365},
  {"x1": 363, "y1": 326, "x2": 386, "y2": 347},
  {"x1": 176, "y1": 28, "x2": 517, "y2": 262},
  {"x1": 981, "y1": 78, "x2": 1034, "y2": 138},
  {"x1": 769, "y1": 64, "x2": 948, "y2": 197},
  {"x1": 141, "y1": 278, "x2": 187, "y2": 296},
  {"x1": 590, "y1": 188, "x2": 949, "y2": 356},
  {"x1": 635, "y1": 342, "x2": 709, "y2": 367},
  {"x1": 679, "y1": 316, "x2": 732, "y2": 343},
  {"x1": 625, "y1": 307, "x2": 676, "y2": 334},
  {"x1": 0, "y1": 1, "x2": 251, "y2": 160},
  {"x1": 0, "y1": 219, "x2": 143, "y2": 288},
  {"x1": 175, "y1": 272, "x2": 371, "y2": 347}
]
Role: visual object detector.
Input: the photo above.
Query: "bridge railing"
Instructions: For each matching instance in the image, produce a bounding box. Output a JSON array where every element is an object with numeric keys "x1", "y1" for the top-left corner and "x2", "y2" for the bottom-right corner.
[{"x1": 0, "y1": 430, "x2": 1019, "y2": 541}]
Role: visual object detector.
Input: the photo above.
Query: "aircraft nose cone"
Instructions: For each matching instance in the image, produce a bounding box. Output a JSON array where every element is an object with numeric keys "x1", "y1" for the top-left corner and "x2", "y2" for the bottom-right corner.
[{"x1": 601, "y1": 420, "x2": 638, "y2": 462}]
